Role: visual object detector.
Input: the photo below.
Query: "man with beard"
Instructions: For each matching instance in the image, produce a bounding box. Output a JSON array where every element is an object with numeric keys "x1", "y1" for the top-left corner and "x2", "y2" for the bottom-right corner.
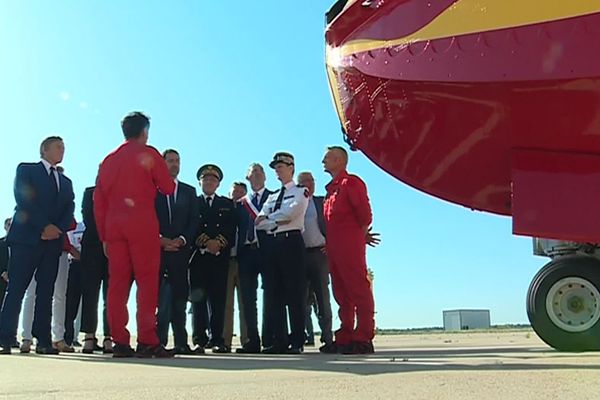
[{"x1": 155, "y1": 149, "x2": 198, "y2": 355}]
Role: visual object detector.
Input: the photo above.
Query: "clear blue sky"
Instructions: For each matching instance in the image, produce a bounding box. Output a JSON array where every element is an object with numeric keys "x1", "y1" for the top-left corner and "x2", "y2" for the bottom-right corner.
[{"x1": 0, "y1": 1, "x2": 546, "y2": 329}]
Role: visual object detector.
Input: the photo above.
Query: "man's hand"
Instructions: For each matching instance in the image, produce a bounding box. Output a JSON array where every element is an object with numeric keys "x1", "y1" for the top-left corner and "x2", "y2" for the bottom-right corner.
[
  {"x1": 206, "y1": 239, "x2": 221, "y2": 255},
  {"x1": 172, "y1": 238, "x2": 186, "y2": 248},
  {"x1": 365, "y1": 227, "x2": 381, "y2": 247},
  {"x1": 41, "y1": 224, "x2": 62, "y2": 241},
  {"x1": 160, "y1": 237, "x2": 174, "y2": 249},
  {"x1": 69, "y1": 248, "x2": 81, "y2": 261},
  {"x1": 0, "y1": 271, "x2": 7, "y2": 282},
  {"x1": 102, "y1": 242, "x2": 108, "y2": 258},
  {"x1": 255, "y1": 216, "x2": 267, "y2": 226}
]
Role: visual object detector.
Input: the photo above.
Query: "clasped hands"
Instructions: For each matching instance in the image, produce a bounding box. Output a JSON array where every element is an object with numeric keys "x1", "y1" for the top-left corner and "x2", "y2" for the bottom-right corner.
[
  {"x1": 161, "y1": 237, "x2": 186, "y2": 252},
  {"x1": 41, "y1": 224, "x2": 62, "y2": 241}
]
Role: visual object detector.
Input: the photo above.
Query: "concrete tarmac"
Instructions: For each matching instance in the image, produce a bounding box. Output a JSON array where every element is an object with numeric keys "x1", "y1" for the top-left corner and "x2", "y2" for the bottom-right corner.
[{"x1": 1, "y1": 331, "x2": 599, "y2": 400}]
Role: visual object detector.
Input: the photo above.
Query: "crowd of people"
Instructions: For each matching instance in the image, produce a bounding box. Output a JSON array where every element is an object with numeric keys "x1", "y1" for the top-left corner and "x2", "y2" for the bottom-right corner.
[{"x1": 0, "y1": 111, "x2": 379, "y2": 358}]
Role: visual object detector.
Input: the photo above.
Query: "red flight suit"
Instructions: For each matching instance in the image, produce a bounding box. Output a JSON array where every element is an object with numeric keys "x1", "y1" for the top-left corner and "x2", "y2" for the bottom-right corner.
[
  {"x1": 94, "y1": 140, "x2": 175, "y2": 346},
  {"x1": 324, "y1": 169, "x2": 375, "y2": 345}
]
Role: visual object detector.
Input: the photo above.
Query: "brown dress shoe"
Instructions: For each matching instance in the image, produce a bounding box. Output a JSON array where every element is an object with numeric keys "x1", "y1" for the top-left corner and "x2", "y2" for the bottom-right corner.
[
  {"x1": 20, "y1": 339, "x2": 32, "y2": 354},
  {"x1": 53, "y1": 340, "x2": 75, "y2": 353}
]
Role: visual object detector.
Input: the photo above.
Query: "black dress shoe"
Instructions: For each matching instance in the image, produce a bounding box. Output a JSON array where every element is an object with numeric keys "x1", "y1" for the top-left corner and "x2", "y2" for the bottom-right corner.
[
  {"x1": 191, "y1": 345, "x2": 205, "y2": 355},
  {"x1": 304, "y1": 340, "x2": 315, "y2": 347},
  {"x1": 112, "y1": 343, "x2": 135, "y2": 358},
  {"x1": 174, "y1": 345, "x2": 194, "y2": 355},
  {"x1": 286, "y1": 346, "x2": 303, "y2": 355},
  {"x1": 236, "y1": 343, "x2": 262, "y2": 354},
  {"x1": 11, "y1": 340, "x2": 20, "y2": 349},
  {"x1": 261, "y1": 345, "x2": 287, "y2": 355},
  {"x1": 319, "y1": 342, "x2": 338, "y2": 354},
  {"x1": 337, "y1": 342, "x2": 356, "y2": 355},
  {"x1": 0, "y1": 345, "x2": 11, "y2": 354},
  {"x1": 352, "y1": 341, "x2": 375, "y2": 354},
  {"x1": 35, "y1": 346, "x2": 59, "y2": 355},
  {"x1": 204, "y1": 340, "x2": 214, "y2": 349},
  {"x1": 135, "y1": 344, "x2": 175, "y2": 358},
  {"x1": 212, "y1": 344, "x2": 231, "y2": 354}
]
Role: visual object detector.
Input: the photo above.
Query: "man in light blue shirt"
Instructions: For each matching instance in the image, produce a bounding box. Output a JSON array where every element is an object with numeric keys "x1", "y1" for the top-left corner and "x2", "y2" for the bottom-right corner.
[{"x1": 297, "y1": 172, "x2": 334, "y2": 353}]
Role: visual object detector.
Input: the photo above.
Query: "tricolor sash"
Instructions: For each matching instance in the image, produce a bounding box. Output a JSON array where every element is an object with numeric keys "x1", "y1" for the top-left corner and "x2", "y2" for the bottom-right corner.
[{"x1": 240, "y1": 194, "x2": 260, "y2": 220}]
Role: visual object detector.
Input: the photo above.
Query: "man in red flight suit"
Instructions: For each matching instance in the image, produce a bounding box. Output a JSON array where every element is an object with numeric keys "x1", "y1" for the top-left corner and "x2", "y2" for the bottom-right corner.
[
  {"x1": 94, "y1": 112, "x2": 175, "y2": 358},
  {"x1": 322, "y1": 146, "x2": 380, "y2": 355}
]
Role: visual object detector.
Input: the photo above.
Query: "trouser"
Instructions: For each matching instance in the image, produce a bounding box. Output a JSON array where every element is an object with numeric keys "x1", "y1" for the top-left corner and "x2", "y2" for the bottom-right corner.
[
  {"x1": 305, "y1": 247, "x2": 333, "y2": 345},
  {"x1": 327, "y1": 228, "x2": 375, "y2": 345},
  {"x1": 238, "y1": 245, "x2": 264, "y2": 346},
  {"x1": 64, "y1": 259, "x2": 82, "y2": 345},
  {"x1": 190, "y1": 253, "x2": 229, "y2": 347},
  {"x1": 305, "y1": 291, "x2": 317, "y2": 343},
  {"x1": 223, "y1": 257, "x2": 247, "y2": 348},
  {"x1": 157, "y1": 250, "x2": 190, "y2": 348},
  {"x1": 80, "y1": 242, "x2": 110, "y2": 337},
  {"x1": 0, "y1": 278, "x2": 7, "y2": 312},
  {"x1": 264, "y1": 231, "x2": 307, "y2": 349},
  {"x1": 0, "y1": 240, "x2": 61, "y2": 348},
  {"x1": 106, "y1": 230, "x2": 161, "y2": 347},
  {"x1": 157, "y1": 279, "x2": 189, "y2": 347},
  {"x1": 21, "y1": 251, "x2": 70, "y2": 342},
  {"x1": 255, "y1": 233, "x2": 283, "y2": 348}
]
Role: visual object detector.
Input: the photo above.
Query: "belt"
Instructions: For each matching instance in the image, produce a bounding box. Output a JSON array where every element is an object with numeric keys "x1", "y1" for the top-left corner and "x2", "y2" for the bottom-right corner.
[{"x1": 269, "y1": 229, "x2": 302, "y2": 239}]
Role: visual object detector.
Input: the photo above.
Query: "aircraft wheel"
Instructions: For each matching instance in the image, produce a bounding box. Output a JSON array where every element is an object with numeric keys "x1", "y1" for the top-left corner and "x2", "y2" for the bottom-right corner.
[{"x1": 527, "y1": 255, "x2": 600, "y2": 351}]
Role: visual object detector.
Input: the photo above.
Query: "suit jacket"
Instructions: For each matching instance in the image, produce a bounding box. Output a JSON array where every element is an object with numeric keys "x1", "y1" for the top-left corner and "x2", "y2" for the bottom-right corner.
[
  {"x1": 155, "y1": 181, "x2": 198, "y2": 245},
  {"x1": 8, "y1": 162, "x2": 75, "y2": 246},
  {"x1": 313, "y1": 195, "x2": 326, "y2": 237},
  {"x1": 0, "y1": 237, "x2": 8, "y2": 273},
  {"x1": 81, "y1": 186, "x2": 100, "y2": 248},
  {"x1": 193, "y1": 195, "x2": 237, "y2": 261},
  {"x1": 236, "y1": 189, "x2": 273, "y2": 254}
]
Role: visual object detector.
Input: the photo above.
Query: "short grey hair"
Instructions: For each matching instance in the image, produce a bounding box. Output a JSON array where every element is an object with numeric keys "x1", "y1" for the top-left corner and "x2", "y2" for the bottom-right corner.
[{"x1": 39, "y1": 136, "x2": 63, "y2": 157}]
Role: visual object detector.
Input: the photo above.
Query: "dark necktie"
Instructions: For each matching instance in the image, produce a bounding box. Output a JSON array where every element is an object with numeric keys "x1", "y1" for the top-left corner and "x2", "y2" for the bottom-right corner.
[
  {"x1": 167, "y1": 195, "x2": 174, "y2": 224},
  {"x1": 273, "y1": 187, "x2": 286, "y2": 211},
  {"x1": 206, "y1": 196, "x2": 212, "y2": 208},
  {"x1": 49, "y1": 166, "x2": 59, "y2": 195},
  {"x1": 247, "y1": 192, "x2": 260, "y2": 242}
]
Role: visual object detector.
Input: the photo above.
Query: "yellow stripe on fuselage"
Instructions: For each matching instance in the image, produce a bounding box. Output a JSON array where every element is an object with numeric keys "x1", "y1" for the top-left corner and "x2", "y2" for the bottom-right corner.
[{"x1": 333, "y1": 0, "x2": 600, "y2": 58}]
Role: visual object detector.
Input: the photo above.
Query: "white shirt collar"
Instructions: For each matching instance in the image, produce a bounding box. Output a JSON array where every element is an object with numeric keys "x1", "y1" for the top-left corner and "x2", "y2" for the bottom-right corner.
[
  {"x1": 283, "y1": 181, "x2": 295, "y2": 190},
  {"x1": 202, "y1": 193, "x2": 214, "y2": 201},
  {"x1": 40, "y1": 158, "x2": 55, "y2": 174},
  {"x1": 252, "y1": 187, "x2": 266, "y2": 198}
]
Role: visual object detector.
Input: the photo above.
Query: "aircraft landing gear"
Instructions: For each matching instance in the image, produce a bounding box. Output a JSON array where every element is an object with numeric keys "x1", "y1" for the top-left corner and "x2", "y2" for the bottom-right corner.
[{"x1": 527, "y1": 255, "x2": 600, "y2": 351}]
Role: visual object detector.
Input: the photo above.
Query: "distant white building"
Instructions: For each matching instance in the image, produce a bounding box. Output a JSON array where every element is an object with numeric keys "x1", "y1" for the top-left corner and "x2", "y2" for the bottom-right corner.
[{"x1": 443, "y1": 309, "x2": 491, "y2": 331}]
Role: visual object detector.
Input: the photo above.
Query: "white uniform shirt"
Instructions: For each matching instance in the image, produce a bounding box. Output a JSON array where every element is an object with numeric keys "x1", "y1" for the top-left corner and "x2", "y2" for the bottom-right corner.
[{"x1": 257, "y1": 181, "x2": 309, "y2": 234}]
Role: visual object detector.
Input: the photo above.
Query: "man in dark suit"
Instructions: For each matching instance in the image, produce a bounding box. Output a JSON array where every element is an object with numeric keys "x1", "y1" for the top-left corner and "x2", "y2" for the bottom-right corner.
[
  {"x1": 0, "y1": 136, "x2": 75, "y2": 355},
  {"x1": 0, "y1": 218, "x2": 12, "y2": 313},
  {"x1": 235, "y1": 163, "x2": 274, "y2": 353},
  {"x1": 297, "y1": 172, "x2": 334, "y2": 353},
  {"x1": 190, "y1": 164, "x2": 237, "y2": 353},
  {"x1": 155, "y1": 149, "x2": 198, "y2": 355}
]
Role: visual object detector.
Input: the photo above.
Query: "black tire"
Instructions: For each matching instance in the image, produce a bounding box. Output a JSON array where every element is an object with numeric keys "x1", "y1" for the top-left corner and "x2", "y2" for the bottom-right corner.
[{"x1": 527, "y1": 255, "x2": 600, "y2": 351}]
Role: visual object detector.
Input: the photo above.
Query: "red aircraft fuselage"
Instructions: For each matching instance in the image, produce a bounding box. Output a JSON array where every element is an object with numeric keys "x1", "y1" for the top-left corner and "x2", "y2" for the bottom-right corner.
[{"x1": 325, "y1": 0, "x2": 600, "y2": 243}]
